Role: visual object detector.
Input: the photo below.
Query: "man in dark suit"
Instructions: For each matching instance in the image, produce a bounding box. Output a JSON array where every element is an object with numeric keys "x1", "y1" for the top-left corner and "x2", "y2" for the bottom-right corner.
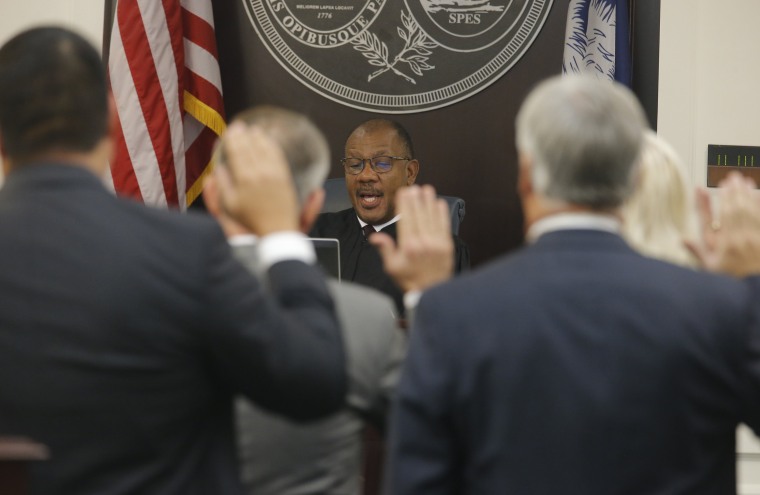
[
  {"x1": 310, "y1": 118, "x2": 469, "y2": 315},
  {"x1": 384, "y1": 75, "x2": 760, "y2": 494},
  {"x1": 0, "y1": 27, "x2": 345, "y2": 495}
]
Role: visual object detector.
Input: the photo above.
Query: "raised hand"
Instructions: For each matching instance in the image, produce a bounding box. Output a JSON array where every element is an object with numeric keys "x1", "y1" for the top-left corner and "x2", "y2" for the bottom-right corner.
[
  {"x1": 371, "y1": 184, "x2": 454, "y2": 292},
  {"x1": 215, "y1": 122, "x2": 300, "y2": 236},
  {"x1": 691, "y1": 172, "x2": 760, "y2": 277}
]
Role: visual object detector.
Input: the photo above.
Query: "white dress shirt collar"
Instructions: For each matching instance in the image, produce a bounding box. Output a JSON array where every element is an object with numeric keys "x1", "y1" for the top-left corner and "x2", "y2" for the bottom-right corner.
[
  {"x1": 227, "y1": 232, "x2": 316, "y2": 267},
  {"x1": 228, "y1": 234, "x2": 258, "y2": 247},
  {"x1": 526, "y1": 212, "x2": 621, "y2": 244}
]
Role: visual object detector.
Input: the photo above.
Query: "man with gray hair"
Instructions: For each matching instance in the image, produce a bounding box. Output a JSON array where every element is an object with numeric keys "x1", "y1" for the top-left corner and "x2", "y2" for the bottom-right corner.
[
  {"x1": 384, "y1": 75, "x2": 760, "y2": 494},
  {"x1": 202, "y1": 106, "x2": 405, "y2": 495}
]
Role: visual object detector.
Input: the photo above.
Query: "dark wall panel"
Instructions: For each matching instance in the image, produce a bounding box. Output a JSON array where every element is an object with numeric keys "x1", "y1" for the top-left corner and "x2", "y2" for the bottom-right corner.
[{"x1": 632, "y1": 0, "x2": 660, "y2": 130}]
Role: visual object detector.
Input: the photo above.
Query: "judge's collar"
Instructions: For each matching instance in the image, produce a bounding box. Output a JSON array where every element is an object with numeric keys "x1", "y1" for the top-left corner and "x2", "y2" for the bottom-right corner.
[{"x1": 356, "y1": 214, "x2": 400, "y2": 232}]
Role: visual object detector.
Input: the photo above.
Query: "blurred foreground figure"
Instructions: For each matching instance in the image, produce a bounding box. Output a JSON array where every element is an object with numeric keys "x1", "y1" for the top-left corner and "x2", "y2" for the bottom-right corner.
[
  {"x1": 621, "y1": 130, "x2": 701, "y2": 267},
  {"x1": 386, "y1": 75, "x2": 760, "y2": 495},
  {"x1": 0, "y1": 27, "x2": 345, "y2": 495}
]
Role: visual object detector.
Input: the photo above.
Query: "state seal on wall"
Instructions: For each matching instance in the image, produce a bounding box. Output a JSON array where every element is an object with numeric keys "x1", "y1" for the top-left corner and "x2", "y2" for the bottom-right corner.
[{"x1": 242, "y1": 0, "x2": 554, "y2": 113}]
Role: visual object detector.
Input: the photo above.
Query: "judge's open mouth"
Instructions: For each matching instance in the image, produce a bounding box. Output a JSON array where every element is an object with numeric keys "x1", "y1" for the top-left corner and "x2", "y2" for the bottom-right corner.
[{"x1": 358, "y1": 192, "x2": 383, "y2": 209}]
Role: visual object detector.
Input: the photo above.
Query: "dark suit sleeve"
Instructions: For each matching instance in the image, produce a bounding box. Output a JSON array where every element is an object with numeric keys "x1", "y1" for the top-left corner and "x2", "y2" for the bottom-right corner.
[
  {"x1": 386, "y1": 290, "x2": 460, "y2": 494},
  {"x1": 737, "y1": 276, "x2": 760, "y2": 434},
  {"x1": 201, "y1": 227, "x2": 346, "y2": 422}
]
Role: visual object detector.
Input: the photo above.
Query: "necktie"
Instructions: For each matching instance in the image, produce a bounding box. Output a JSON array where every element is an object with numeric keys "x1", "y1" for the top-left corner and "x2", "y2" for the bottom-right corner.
[{"x1": 362, "y1": 224, "x2": 376, "y2": 240}]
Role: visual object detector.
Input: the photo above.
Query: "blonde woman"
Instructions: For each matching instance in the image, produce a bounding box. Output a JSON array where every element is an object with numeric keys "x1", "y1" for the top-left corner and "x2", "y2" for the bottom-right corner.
[{"x1": 621, "y1": 130, "x2": 700, "y2": 267}]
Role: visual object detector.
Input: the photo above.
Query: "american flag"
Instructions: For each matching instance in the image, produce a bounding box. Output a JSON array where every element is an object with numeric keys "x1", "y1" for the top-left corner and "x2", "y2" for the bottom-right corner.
[{"x1": 107, "y1": 0, "x2": 226, "y2": 209}]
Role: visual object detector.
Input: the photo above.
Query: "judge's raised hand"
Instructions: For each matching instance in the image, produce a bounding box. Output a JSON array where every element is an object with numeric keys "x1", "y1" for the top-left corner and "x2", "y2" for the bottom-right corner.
[
  {"x1": 370, "y1": 185, "x2": 454, "y2": 293},
  {"x1": 692, "y1": 171, "x2": 760, "y2": 277},
  {"x1": 215, "y1": 122, "x2": 300, "y2": 236}
]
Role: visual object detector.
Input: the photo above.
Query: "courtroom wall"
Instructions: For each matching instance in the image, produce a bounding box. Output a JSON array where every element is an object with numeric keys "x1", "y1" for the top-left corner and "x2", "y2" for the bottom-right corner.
[
  {"x1": 658, "y1": 0, "x2": 760, "y2": 192},
  {"x1": 0, "y1": 1, "x2": 103, "y2": 49},
  {"x1": 659, "y1": 2, "x2": 760, "y2": 493}
]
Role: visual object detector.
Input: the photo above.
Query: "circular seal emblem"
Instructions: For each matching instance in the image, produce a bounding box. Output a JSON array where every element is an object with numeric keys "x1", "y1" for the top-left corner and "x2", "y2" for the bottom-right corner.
[{"x1": 242, "y1": 0, "x2": 554, "y2": 113}]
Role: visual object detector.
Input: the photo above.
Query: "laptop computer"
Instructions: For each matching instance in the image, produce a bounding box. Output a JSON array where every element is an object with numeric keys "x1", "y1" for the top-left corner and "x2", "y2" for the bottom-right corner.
[{"x1": 309, "y1": 237, "x2": 341, "y2": 281}]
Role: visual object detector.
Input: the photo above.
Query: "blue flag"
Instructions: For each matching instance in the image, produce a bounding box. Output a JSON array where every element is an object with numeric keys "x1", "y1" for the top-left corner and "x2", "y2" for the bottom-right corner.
[{"x1": 562, "y1": 0, "x2": 631, "y2": 86}]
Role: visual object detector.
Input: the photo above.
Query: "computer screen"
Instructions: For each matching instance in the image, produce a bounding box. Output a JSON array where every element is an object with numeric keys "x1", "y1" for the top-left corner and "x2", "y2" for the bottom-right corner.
[{"x1": 309, "y1": 237, "x2": 341, "y2": 281}]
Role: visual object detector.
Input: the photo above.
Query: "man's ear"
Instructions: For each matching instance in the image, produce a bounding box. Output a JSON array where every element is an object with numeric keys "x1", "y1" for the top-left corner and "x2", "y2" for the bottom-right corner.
[
  {"x1": 300, "y1": 188, "x2": 325, "y2": 234},
  {"x1": 107, "y1": 93, "x2": 118, "y2": 138},
  {"x1": 406, "y1": 159, "x2": 420, "y2": 186},
  {"x1": 0, "y1": 133, "x2": 6, "y2": 178},
  {"x1": 97, "y1": 92, "x2": 119, "y2": 166},
  {"x1": 517, "y1": 152, "x2": 534, "y2": 199},
  {"x1": 202, "y1": 173, "x2": 221, "y2": 218}
]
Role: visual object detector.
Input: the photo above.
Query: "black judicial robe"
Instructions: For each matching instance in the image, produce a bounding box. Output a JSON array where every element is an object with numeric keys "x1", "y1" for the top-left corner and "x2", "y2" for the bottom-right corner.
[{"x1": 311, "y1": 208, "x2": 470, "y2": 316}]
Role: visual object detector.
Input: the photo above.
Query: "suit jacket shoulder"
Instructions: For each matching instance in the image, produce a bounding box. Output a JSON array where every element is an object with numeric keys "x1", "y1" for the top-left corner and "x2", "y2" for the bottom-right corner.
[
  {"x1": 233, "y1": 244, "x2": 405, "y2": 495},
  {"x1": 391, "y1": 229, "x2": 759, "y2": 494},
  {"x1": 0, "y1": 164, "x2": 346, "y2": 495},
  {"x1": 232, "y1": 241, "x2": 405, "y2": 422}
]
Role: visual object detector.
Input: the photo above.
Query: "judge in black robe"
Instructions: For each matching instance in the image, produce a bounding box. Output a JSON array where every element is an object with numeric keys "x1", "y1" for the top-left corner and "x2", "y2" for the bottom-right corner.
[{"x1": 311, "y1": 207, "x2": 470, "y2": 316}]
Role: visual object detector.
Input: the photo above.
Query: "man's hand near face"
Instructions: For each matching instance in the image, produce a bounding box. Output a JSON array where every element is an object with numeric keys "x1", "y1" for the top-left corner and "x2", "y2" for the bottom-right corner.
[{"x1": 215, "y1": 122, "x2": 300, "y2": 236}]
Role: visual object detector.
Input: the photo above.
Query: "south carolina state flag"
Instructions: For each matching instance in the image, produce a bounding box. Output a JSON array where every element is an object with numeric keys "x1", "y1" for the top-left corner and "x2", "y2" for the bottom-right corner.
[{"x1": 562, "y1": 0, "x2": 631, "y2": 86}]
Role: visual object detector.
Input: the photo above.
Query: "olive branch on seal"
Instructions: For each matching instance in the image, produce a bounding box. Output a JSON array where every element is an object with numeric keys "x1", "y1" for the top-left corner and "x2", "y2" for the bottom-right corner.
[{"x1": 350, "y1": 10, "x2": 437, "y2": 84}]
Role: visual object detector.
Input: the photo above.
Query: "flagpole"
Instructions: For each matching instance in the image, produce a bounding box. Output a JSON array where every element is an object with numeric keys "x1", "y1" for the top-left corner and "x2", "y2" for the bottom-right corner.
[{"x1": 102, "y1": 0, "x2": 116, "y2": 64}]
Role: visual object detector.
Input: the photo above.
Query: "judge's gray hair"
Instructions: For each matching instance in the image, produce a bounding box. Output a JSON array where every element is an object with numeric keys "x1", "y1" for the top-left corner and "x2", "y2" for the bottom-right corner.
[{"x1": 515, "y1": 75, "x2": 648, "y2": 210}]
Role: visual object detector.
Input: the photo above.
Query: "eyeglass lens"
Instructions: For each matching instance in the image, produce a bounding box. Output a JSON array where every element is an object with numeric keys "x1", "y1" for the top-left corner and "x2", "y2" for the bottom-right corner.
[{"x1": 344, "y1": 156, "x2": 395, "y2": 174}]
